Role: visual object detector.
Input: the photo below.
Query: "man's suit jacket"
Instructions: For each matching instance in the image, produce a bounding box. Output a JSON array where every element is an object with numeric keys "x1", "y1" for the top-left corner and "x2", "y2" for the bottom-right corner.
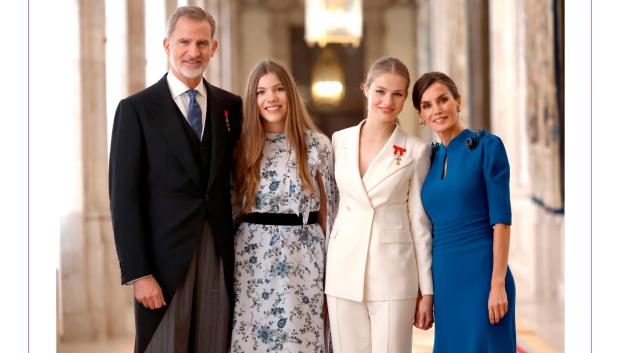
[
  {"x1": 325, "y1": 121, "x2": 433, "y2": 302},
  {"x1": 109, "y1": 74, "x2": 242, "y2": 350}
]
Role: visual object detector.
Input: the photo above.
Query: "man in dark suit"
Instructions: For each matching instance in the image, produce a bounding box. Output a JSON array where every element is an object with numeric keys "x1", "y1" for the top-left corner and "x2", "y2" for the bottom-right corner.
[{"x1": 109, "y1": 6, "x2": 241, "y2": 353}]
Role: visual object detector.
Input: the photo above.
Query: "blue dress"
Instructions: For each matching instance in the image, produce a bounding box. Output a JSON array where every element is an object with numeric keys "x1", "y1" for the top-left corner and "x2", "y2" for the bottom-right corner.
[{"x1": 421, "y1": 129, "x2": 516, "y2": 353}]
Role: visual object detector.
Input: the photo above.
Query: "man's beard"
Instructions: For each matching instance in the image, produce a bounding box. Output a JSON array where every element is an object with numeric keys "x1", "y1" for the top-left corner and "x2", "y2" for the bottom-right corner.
[{"x1": 170, "y1": 53, "x2": 205, "y2": 80}]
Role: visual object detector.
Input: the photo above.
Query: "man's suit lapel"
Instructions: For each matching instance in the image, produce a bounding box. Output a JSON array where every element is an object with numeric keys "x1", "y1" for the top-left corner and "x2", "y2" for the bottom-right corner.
[
  {"x1": 148, "y1": 75, "x2": 203, "y2": 191},
  {"x1": 362, "y1": 125, "x2": 413, "y2": 193}
]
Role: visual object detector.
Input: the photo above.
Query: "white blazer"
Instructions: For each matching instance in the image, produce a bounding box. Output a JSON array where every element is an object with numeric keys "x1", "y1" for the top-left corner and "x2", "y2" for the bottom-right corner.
[{"x1": 325, "y1": 121, "x2": 433, "y2": 302}]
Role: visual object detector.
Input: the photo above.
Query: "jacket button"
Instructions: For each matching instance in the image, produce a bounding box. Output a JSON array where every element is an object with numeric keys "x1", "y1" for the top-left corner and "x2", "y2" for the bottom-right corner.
[{"x1": 205, "y1": 194, "x2": 209, "y2": 201}]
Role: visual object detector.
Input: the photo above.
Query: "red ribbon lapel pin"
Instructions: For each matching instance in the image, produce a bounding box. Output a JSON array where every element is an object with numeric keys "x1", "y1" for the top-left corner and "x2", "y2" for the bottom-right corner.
[
  {"x1": 392, "y1": 145, "x2": 406, "y2": 165},
  {"x1": 224, "y1": 110, "x2": 231, "y2": 132}
]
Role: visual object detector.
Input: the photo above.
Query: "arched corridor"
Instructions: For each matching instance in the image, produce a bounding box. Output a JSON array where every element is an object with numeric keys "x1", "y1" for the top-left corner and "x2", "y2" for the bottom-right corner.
[{"x1": 28, "y1": 0, "x2": 567, "y2": 352}]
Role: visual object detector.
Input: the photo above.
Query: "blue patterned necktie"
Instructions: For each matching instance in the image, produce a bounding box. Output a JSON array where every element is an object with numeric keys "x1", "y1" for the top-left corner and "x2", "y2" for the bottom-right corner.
[{"x1": 186, "y1": 89, "x2": 203, "y2": 139}]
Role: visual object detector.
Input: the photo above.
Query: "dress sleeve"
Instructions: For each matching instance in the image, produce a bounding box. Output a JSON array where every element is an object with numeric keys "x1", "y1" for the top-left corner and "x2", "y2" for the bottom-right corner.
[
  {"x1": 316, "y1": 132, "x2": 339, "y2": 251},
  {"x1": 482, "y1": 135, "x2": 512, "y2": 226}
]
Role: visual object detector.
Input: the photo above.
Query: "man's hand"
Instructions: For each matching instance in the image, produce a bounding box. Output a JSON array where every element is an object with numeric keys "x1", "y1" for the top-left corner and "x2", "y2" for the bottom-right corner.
[
  {"x1": 413, "y1": 294, "x2": 434, "y2": 330},
  {"x1": 133, "y1": 276, "x2": 166, "y2": 310}
]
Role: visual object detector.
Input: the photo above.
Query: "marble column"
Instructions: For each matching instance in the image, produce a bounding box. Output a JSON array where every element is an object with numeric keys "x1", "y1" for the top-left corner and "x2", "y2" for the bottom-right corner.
[
  {"x1": 200, "y1": 0, "x2": 222, "y2": 87},
  {"x1": 414, "y1": 0, "x2": 436, "y2": 142},
  {"x1": 383, "y1": 1, "x2": 420, "y2": 136},
  {"x1": 238, "y1": 4, "x2": 272, "y2": 92},
  {"x1": 466, "y1": 0, "x2": 490, "y2": 130},
  {"x1": 270, "y1": 10, "x2": 293, "y2": 70},
  {"x1": 524, "y1": 0, "x2": 563, "y2": 213},
  {"x1": 414, "y1": 0, "x2": 470, "y2": 134},
  {"x1": 75, "y1": 0, "x2": 108, "y2": 340},
  {"x1": 363, "y1": 7, "x2": 385, "y2": 74},
  {"x1": 418, "y1": 0, "x2": 470, "y2": 127},
  {"x1": 490, "y1": 0, "x2": 531, "y2": 301},
  {"x1": 127, "y1": 0, "x2": 146, "y2": 94},
  {"x1": 415, "y1": 0, "x2": 431, "y2": 74},
  {"x1": 145, "y1": 0, "x2": 167, "y2": 86},
  {"x1": 523, "y1": 0, "x2": 564, "y2": 301},
  {"x1": 490, "y1": 1, "x2": 564, "y2": 337},
  {"x1": 165, "y1": 0, "x2": 177, "y2": 19},
  {"x1": 267, "y1": 0, "x2": 300, "y2": 79},
  {"x1": 86, "y1": 0, "x2": 139, "y2": 339},
  {"x1": 210, "y1": 0, "x2": 241, "y2": 91}
]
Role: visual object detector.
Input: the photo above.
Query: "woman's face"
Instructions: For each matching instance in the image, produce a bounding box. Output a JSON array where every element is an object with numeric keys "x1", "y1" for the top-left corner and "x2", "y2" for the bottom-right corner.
[
  {"x1": 257, "y1": 72, "x2": 288, "y2": 133},
  {"x1": 418, "y1": 82, "x2": 462, "y2": 134},
  {"x1": 364, "y1": 73, "x2": 408, "y2": 124}
]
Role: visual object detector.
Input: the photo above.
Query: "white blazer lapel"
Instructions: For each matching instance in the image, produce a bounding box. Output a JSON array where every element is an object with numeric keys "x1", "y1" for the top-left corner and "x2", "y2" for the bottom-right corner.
[
  {"x1": 339, "y1": 121, "x2": 374, "y2": 209},
  {"x1": 363, "y1": 126, "x2": 413, "y2": 192}
]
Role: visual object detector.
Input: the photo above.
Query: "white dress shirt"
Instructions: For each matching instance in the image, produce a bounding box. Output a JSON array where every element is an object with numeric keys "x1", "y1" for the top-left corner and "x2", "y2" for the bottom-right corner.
[{"x1": 166, "y1": 71, "x2": 208, "y2": 139}]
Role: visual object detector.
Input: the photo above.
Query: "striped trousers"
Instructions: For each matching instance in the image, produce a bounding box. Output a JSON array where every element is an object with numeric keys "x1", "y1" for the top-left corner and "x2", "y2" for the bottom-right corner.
[{"x1": 144, "y1": 223, "x2": 231, "y2": 353}]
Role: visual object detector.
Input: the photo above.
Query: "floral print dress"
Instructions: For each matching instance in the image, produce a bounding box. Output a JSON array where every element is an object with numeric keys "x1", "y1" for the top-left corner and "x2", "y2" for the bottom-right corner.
[{"x1": 231, "y1": 130, "x2": 338, "y2": 353}]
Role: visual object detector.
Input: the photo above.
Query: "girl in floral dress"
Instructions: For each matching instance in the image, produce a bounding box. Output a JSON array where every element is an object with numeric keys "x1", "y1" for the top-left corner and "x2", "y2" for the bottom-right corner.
[{"x1": 231, "y1": 60, "x2": 337, "y2": 353}]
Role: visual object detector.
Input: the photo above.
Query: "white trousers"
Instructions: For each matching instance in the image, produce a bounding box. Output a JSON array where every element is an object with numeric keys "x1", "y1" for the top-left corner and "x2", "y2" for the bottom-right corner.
[{"x1": 327, "y1": 295, "x2": 417, "y2": 353}]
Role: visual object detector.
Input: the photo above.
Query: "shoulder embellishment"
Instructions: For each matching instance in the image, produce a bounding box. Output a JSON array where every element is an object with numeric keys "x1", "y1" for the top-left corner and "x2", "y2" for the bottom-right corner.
[
  {"x1": 465, "y1": 128, "x2": 488, "y2": 151},
  {"x1": 430, "y1": 142, "x2": 440, "y2": 159}
]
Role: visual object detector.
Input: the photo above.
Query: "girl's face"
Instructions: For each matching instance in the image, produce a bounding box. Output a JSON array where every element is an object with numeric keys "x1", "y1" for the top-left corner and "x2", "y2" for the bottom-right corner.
[
  {"x1": 364, "y1": 73, "x2": 408, "y2": 124},
  {"x1": 257, "y1": 73, "x2": 288, "y2": 133},
  {"x1": 418, "y1": 82, "x2": 462, "y2": 134}
]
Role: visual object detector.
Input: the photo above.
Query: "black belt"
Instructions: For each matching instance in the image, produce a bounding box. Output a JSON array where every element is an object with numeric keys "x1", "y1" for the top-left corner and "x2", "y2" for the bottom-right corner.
[{"x1": 244, "y1": 211, "x2": 319, "y2": 226}]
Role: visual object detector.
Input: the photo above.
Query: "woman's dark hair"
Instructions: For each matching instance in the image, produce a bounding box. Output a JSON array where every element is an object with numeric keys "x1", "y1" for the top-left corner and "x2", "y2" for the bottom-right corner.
[{"x1": 411, "y1": 71, "x2": 461, "y2": 112}]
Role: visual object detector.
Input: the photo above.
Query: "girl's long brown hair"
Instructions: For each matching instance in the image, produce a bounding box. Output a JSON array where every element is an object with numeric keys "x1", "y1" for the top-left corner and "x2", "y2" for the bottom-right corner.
[{"x1": 233, "y1": 60, "x2": 318, "y2": 214}]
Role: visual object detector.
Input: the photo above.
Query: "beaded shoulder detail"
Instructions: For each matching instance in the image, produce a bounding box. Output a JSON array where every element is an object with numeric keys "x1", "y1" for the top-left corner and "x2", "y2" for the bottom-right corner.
[
  {"x1": 430, "y1": 142, "x2": 441, "y2": 160},
  {"x1": 465, "y1": 128, "x2": 488, "y2": 151}
]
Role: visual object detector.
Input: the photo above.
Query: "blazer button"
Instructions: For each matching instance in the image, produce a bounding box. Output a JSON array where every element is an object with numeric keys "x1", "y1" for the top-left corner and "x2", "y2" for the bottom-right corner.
[{"x1": 205, "y1": 194, "x2": 209, "y2": 201}]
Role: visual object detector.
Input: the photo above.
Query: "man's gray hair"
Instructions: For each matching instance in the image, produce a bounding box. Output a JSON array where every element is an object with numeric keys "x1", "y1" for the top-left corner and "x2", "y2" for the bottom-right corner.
[{"x1": 167, "y1": 6, "x2": 216, "y2": 38}]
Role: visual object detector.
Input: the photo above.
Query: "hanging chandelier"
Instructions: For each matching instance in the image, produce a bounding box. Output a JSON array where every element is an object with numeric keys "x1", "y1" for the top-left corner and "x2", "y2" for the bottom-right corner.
[
  {"x1": 311, "y1": 47, "x2": 345, "y2": 106},
  {"x1": 305, "y1": 0, "x2": 363, "y2": 47}
]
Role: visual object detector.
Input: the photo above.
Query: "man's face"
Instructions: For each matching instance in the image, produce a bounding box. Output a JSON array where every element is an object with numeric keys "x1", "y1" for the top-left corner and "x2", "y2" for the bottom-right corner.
[{"x1": 164, "y1": 16, "x2": 218, "y2": 87}]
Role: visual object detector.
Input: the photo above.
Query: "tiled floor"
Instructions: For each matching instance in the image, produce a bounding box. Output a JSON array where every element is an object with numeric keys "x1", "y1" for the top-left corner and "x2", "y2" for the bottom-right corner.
[
  {"x1": 412, "y1": 326, "x2": 435, "y2": 353},
  {"x1": 517, "y1": 298, "x2": 564, "y2": 353},
  {"x1": 412, "y1": 319, "x2": 562, "y2": 353},
  {"x1": 60, "y1": 297, "x2": 563, "y2": 353},
  {"x1": 60, "y1": 320, "x2": 561, "y2": 353},
  {"x1": 59, "y1": 336, "x2": 133, "y2": 353}
]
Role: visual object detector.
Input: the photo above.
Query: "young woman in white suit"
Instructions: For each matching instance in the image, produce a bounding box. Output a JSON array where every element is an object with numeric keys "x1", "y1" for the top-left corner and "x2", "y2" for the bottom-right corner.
[{"x1": 325, "y1": 57, "x2": 434, "y2": 353}]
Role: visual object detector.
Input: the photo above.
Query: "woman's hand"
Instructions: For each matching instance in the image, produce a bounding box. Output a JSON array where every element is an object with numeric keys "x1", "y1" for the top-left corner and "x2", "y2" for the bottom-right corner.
[
  {"x1": 488, "y1": 282, "x2": 508, "y2": 324},
  {"x1": 488, "y1": 224, "x2": 510, "y2": 324},
  {"x1": 414, "y1": 294, "x2": 434, "y2": 330}
]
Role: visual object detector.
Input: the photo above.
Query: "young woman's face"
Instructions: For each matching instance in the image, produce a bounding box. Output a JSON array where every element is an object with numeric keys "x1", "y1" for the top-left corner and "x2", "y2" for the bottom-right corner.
[
  {"x1": 364, "y1": 73, "x2": 408, "y2": 123},
  {"x1": 418, "y1": 82, "x2": 462, "y2": 134},
  {"x1": 256, "y1": 73, "x2": 288, "y2": 133}
]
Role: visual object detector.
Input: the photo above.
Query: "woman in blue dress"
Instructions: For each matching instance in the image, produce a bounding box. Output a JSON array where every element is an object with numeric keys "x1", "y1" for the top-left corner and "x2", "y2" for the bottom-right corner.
[{"x1": 412, "y1": 72, "x2": 516, "y2": 353}]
